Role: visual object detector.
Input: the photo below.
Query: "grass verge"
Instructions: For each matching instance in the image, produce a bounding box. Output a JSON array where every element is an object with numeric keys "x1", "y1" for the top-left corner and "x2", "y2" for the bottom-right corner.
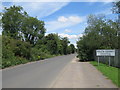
[{"x1": 90, "y1": 61, "x2": 120, "y2": 87}]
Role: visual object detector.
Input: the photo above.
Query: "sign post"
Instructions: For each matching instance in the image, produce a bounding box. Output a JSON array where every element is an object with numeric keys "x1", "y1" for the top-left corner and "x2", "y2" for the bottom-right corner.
[
  {"x1": 109, "y1": 56, "x2": 110, "y2": 66},
  {"x1": 96, "y1": 50, "x2": 115, "y2": 66},
  {"x1": 98, "y1": 57, "x2": 99, "y2": 66}
]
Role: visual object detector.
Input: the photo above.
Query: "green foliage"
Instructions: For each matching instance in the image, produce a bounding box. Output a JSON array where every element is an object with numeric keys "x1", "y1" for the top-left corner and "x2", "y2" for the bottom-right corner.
[
  {"x1": 13, "y1": 40, "x2": 31, "y2": 59},
  {"x1": 2, "y1": 57, "x2": 28, "y2": 69},
  {"x1": 112, "y1": 1, "x2": 120, "y2": 14},
  {"x1": 31, "y1": 47, "x2": 52, "y2": 60},
  {"x1": 2, "y1": 5, "x2": 27, "y2": 39},
  {"x1": 66, "y1": 44, "x2": 75, "y2": 54},
  {"x1": 2, "y1": 5, "x2": 46, "y2": 45},
  {"x1": 41, "y1": 33, "x2": 74, "y2": 55},
  {"x1": 2, "y1": 5, "x2": 74, "y2": 69},
  {"x1": 67, "y1": 46, "x2": 71, "y2": 54},
  {"x1": 44, "y1": 34, "x2": 59, "y2": 55},
  {"x1": 61, "y1": 37, "x2": 70, "y2": 55},
  {"x1": 77, "y1": 14, "x2": 119, "y2": 61},
  {"x1": 70, "y1": 44, "x2": 75, "y2": 53},
  {"x1": 22, "y1": 16, "x2": 46, "y2": 45},
  {"x1": 2, "y1": 36, "x2": 29, "y2": 68}
]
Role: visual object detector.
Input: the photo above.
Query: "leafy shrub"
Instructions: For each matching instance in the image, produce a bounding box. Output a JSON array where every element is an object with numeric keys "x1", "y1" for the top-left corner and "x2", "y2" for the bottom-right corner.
[
  {"x1": 2, "y1": 35, "x2": 54, "y2": 68},
  {"x1": 31, "y1": 47, "x2": 52, "y2": 60},
  {"x1": 2, "y1": 36, "x2": 30, "y2": 68},
  {"x1": 13, "y1": 40, "x2": 31, "y2": 60}
]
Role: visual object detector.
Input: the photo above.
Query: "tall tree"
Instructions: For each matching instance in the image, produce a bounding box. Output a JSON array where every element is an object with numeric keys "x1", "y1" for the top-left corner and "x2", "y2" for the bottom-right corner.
[
  {"x1": 44, "y1": 33, "x2": 59, "y2": 55},
  {"x1": 22, "y1": 17, "x2": 46, "y2": 45},
  {"x1": 112, "y1": 1, "x2": 120, "y2": 49},
  {"x1": 70, "y1": 44, "x2": 75, "y2": 54},
  {"x1": 67, "y1": 45, "x2": 72, "y2": 54},
  {"x1": 113, "y1": 1, "x2": 120, "y2": 20},
  {"x1": 77, "y1": 14, "x2": 118, "y2": 61},
  {"x1": 61, "y1": 37, "x2": 70, "y2": 55},
  {"x1": 2, "y1": 5, "x2": 28, "y2": 39}
]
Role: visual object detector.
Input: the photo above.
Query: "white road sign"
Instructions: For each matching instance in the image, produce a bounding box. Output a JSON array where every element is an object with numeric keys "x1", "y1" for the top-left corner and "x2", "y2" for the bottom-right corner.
[{"x1": 96, "y1": 50, "x2": 115, "y2": 56}]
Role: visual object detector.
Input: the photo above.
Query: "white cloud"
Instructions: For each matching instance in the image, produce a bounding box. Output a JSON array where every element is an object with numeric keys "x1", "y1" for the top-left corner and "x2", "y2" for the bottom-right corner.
[
  {"x1": 69, "y1": 16, "x2": 83, "y2": 23},
  {"x1": 58, "y1": 33, "x2": 83, "y2": 39},
  {"x1": 44, "y1": 7, "x2": 115, "y2": 32},
  {"x1": 4, "y1": 2, "x2": 69, "y2": 18},
  {"x1": 64, "y1": 29, "x2": 72, "y2": 33},
  {"x1": 57, "y1": 16, "x2": 83, "y2": 23},
  {"x1": 58, "y1": 16, "x2": 68, "y2": 22},
  {"x1": 46, "y1": 16, "x2": 85, "y2": 31}
]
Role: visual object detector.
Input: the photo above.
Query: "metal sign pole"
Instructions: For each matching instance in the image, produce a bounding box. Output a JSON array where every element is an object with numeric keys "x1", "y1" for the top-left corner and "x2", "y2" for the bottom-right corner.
[
  {"x1": 109, "y1": 56, "x2": 110, "y2": 66},
  {"x1": 98, "y1": 57, "x2": 99, "y2": 66}
]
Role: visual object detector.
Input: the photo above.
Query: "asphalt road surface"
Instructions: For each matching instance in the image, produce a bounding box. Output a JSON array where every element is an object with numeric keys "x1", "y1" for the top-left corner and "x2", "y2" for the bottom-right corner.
[{"x1": 2, "y1": 54, "x2": 76, "y2": 88}]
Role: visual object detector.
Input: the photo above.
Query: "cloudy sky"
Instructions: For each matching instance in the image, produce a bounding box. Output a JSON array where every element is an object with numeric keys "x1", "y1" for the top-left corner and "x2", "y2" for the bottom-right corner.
[{"x1": 1, "y1": 0, "x2": 118, "y2": 47}]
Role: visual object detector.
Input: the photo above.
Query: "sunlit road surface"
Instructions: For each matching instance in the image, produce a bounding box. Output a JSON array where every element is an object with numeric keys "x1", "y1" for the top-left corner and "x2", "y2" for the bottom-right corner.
[{"x1": 2, "y1": 54, "x2": 76, "y2": 88}]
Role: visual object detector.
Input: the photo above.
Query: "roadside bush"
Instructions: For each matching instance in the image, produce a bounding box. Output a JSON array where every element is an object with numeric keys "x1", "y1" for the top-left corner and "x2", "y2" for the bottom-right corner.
[
  {"x1": 2, "y1": 36, "x2": 30, "y2": 68},
  {"x1": 14, "y1": 56, "x2": 28, "y2": 65},
  {"x1": 2, "y1": 35, "x2": 55, "y2": 68},
  {"x1": 13, "y1": 40, "x2": 31, "y2": 60},
  {"x1": 31, "y1": 47, "x2": 52, "y2": 61},
  {"x1": 2, "y1": 57, "x2": 28, "y2": 69}
]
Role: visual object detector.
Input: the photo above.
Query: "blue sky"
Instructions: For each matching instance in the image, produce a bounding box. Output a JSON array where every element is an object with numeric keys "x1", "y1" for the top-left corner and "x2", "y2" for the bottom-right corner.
[{"x1": 1, "y1": 1, "x2": 118, "y2": 47}]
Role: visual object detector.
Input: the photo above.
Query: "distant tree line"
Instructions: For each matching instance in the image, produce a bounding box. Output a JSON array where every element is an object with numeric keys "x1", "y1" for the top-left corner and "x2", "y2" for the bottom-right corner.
[
  {"x1": 1, "y1": 5, "x2": 75, "y2": 69},
  {"x1": 77, "y1": 1, "x2": 120, "y2": 61}
]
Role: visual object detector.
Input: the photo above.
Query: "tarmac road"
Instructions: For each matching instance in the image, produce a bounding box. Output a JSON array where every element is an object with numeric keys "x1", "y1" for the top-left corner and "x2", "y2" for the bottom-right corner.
[{"x1": 2, "y1": 54, "x2": 76, "y2": 88}]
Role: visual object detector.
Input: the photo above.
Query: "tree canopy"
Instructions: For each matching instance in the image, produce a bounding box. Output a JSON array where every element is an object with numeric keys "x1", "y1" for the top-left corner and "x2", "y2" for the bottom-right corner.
[
  {"x1": 77, "y1": 14, "x2": 119, "y2": 61},
  {"x1": 2, "y1": 5, "x2": 75, "y2": 69}
]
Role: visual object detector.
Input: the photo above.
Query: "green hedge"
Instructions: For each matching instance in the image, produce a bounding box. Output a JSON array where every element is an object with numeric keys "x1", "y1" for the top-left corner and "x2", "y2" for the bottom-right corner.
[{"x1": 2, "y1": 36, "x2": 53, "y2": 69}]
